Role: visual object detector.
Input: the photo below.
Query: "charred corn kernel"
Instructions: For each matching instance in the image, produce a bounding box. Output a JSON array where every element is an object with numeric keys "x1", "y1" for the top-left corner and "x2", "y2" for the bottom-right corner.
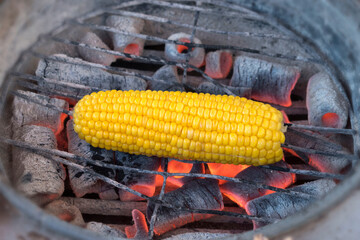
[{"x1": 73, "y1": 90, "x2": 286, "y2": 166}]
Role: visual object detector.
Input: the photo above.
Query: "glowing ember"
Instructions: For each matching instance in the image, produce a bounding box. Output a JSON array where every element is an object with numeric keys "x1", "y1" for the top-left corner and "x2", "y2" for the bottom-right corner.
[
  {"x1": 321, "y1": 112, "x2": 340, "y2": 128},
  {"x1": 176, "y1": 38, "x2": 191, "y2": 53},
  {"x1": 125, "y1": 209, "x2": 149, "y2": 239},
  {"x1": 207, "y1": 163, "x2": 249, "y2": 184}
]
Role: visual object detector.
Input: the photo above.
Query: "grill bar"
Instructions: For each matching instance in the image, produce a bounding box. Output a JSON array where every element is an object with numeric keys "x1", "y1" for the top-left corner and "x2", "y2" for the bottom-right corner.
[
  {"x1": 67, "y1": 20, "x2": 324, "y2": 64},
  {"x1": 0, "y1": 136, "x2": 315, "y2": 200},
  {"x1": 182, "y1": 10, "x2": 200, "y2": 83},
  {"x1": 148, "y1": 158, "x2": 168, "y2": 238},
  {"x1": 105, "y1": 8, "x2": 293, "y2": 41}
]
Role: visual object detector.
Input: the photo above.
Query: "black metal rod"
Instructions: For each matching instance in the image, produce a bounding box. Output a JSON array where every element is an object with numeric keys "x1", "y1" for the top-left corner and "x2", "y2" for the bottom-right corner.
[{"x1": 285, "y1": 123, "x2": 356, "y2": 135}]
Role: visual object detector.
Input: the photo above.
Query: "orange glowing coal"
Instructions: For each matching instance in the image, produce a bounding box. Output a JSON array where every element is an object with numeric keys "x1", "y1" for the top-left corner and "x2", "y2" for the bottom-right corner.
[
  {"x1": 207, "y1": 163, "x2": 249, "y2": 184},
  {"x1": 176, "y1": 38, "x2": 192, "y2": 53},
  {"x1": 321, "y1": 112, "x2": 340, "y2": 128}
]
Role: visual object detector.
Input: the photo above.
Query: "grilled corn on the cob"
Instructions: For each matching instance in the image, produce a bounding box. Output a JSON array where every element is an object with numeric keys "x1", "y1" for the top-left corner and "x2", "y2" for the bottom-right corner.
[{"x1": 73, "y1": 90, "x2": 286, "y2": 166}]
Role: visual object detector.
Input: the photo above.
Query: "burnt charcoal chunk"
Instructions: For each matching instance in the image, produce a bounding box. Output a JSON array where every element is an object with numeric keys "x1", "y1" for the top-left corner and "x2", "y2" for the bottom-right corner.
[
  {"x1": 115, "y1": 152, "x2": 160, "y2": 201},
  {"x1": 220, "y1": 161, "x2": 295, "y2": 208},
  {"x1": 245, "y1": 179, "x2": 336, "y2": 228},
  {"x1": 147, "y1": 179, "x2": 223, "y2": 235},
  {"x1": 67, "y1": 120, "x2": 116, "y2": 199}
]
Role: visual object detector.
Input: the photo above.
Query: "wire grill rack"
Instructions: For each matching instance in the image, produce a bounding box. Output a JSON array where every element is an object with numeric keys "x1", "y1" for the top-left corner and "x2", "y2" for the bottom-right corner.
[{"x1": 0, "y1": 1, "x2": 358, "y2": 239}]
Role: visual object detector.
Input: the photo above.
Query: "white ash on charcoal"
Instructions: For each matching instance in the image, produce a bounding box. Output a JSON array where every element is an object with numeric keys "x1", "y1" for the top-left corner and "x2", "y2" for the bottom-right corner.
[
  {"x1": 67, "y1": 120, "x2": 117, "y2": 199},
  {"x1": 204, "y1": 50, "x2": 233, "y2": 79},
  {"x1": 220, "y1": 161, "x2": 295, "y2": 208},
  {"x1": 164, "y1": 159, "x2": 204, "y2": 187},
  {"x1": 165, "y1": 33, "x2": 205, "y2": 70},
  {"x1": 125, "y1": 209, "x2": 149, "y2": 239},
  {"x1": 147, "y1": 178, "x2": 224, "y2": 235},
  {"x1": 106, "y1": 15, "x2": 145, "y2": 56},
  {"x1": 35, "y1": 54, "x2": 147, "y2": 99},
  {"x1": 149, "y1": 65, "x2": 185, "y2": 92},
  {"x1": 285, "y1": 129, "x2": 351, "y2": 174},
  {"x1": 12, "y1": 125, "x2": 66, "y2": 205},
  {"x1": 306, "y1": 72, "x2": 349, "y2": 129},
  {"x1": 12, "y1": 90, "x2": 68, "y2": 134},
  {"x1": 115, "y1": 152, "x2": 161, "y2": 201},
  {"x1": 245, "y1": 179, "x2": 336, "y2": 228},
  {"x1": 44, "y1": 199, "x2": 85, "y2": 227},
  {"x1": 86, "y1": 222, "x2": 126, "y2": 238},
  {"x1": 196, "y1": 81, "x2": 251, "y2": 98},
  {"x1": 77, "y1": 31, "x2": 116, "y2": 66},
  {"x1": 230, "y1": 56, "x2": 300, "y2": 107}
]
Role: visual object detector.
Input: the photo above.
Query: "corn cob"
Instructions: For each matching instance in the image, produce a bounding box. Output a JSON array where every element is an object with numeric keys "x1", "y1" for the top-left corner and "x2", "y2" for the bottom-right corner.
[{"x1": 73, "y1": 90, "x2": 286, "y2": 166}]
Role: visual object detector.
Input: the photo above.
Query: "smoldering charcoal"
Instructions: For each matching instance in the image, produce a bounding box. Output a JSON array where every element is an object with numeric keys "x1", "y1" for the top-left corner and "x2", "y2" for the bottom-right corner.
[
  {"x1": 12, "y1": 125, "x2": 66, "y2": 205},
  {"x1": 35, "y1": 54, "x2": 147, "y2": 99},
  {"x1": 67, "y1": 120, "x2": 117, "y2": 199},
  {"x1": 150, "y1": 65, "x2": 185, "y2": 92},
  {"x1": 245, "y1": 179, "x2": 336, "y2": 228},
  {"x1": 77, "y1": 31, "x2": 116, "y2": 66},
  {"x1": 306, "y1": 72, "x2": 349, "y2": 128},
  {"x1": 106, "y1": 15, "x2": 145, "y2": 55},
  {"x1": 285, "y1": 130, "x2": 350, "y2": 174},
  {"x1": 12, "y1": 90, "x2": 68, "y2": 133},
  {"x1": 147, "y1": 178, "x2": 224, "y2": 235},
  {"x1": 220, "y1": 161, "x2": 295, "y2": 208},
  {"x1": 230, "y1": 56, "x2": 300, "y2": 106},
  {"x1": 115, "y1": 152, "x2": 161, "y2": 201}
]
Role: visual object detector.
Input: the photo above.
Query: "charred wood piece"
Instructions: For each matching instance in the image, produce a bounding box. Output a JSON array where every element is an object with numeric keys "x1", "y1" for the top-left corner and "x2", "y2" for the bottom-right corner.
[
  {"x1": 12, "y1": 125, "x2": 66, "y2": 205},
  {"x1": 165, "y1": 32, "x2": 205, "y2": 70},
  {"x1": 67, "y1": 120, "x2": 117, "y2": 199},
  {"x1": 12, "y1": 90, "x2": 68, "y2": 134},
  {"x1": 106, "y1": 15, "x2": 145, "y2": 56},
  {"x1": 230, "y1": 56, "x2": 300, "y2": 106},
  {"x1": 44, "y1": 200, "x2": 85, "y2": 226},
  {"x1": 147, "y1": 179, "x2": 223, "y2": 235},
  {"x1": 86, "y1": 222, "x2": 126, "y2": 238},
  {"x1": 125, "y1": 209, "x2": 149, "y2": 239},
  {"x1": 245, "y1": 179, "x2": 336, "y2": 228},
  {"x1": 220, "y1": 161, "x2": 295, "y2": 208},
  {"x1": 205, "y1": 50, "x2": 233, "y2": 79},
  {"x1": 285, "y1": 129, "x2": 350, "y2": 174},
  {"x1": 77, "y1": 31, "x2": 116, "y2": 66},
  {"x1": 150, "y1": 65, "x2": 184, "y2": 92},
  {"x1": 35, "y1": 54, "x2": 147, "y2": 99},
  {"x1": 115, "y1": 152, "x2": 161, "y2": 201},
  {"x1": 306, "y1": 72, "x2": 349, "y2": 129}
]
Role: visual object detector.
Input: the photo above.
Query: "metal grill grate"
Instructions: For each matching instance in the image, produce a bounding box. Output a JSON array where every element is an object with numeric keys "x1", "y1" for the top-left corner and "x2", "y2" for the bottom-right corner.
[{"x1": 0, "y1": 0, "x2": 358, "y2": 239}]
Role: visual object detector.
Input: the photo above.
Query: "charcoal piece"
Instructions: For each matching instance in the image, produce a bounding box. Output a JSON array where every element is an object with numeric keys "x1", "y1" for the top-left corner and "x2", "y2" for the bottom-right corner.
[
  {"x1": 230, "y1": 56, "x2": 300, "y2": 106},
  {"x1": 12, "y1": 90, "x2": 68, "y2": 134},
  {"x1": 220, "y1": 161, "x2": 295, "y2": 208},
  {"x1": 147, "y1": 179, "x2": 223, "y2": 235},
  {"x1": 12, "y1": 125, "x2": 66, "y2": 205},
  {"x1": 150, "y1": 65, "x2": 184, "y2": 92},
  {"x1": 245, "y1": 179, "x2": 336, "y2": 228},
  {"x1": 78, "y1": 31, "x2": 116, "y2": 66},
  {"x1": 44, "y1": 200, "x2": 85, "y2": 226},
  {"x1": 196, "y1": 81, "x2": 251, "y2": 98},
  {"x1": 125, "y1": 209, "x2": 149, "y2": 239},
  {"x1": 204, "y1": 50, "x2": 233, "y2": 79},
  {"x1": 86, "y1": 222, "x2": 126, "y2": 238},
  {"x1": 165, "y1": 32, "x2": 205, "y2": 69},
  {"x1": 285, "y1": 130, "x2": 350, "y2": 174},
  {"x1": 165, "y1": 159, "x2": 204, "y2": 187},
  {"x1": 67, "y1": 120, "x2": 116, "y2": 198},
  {"x1": 162, "y1": 232, "x2": 231, "y2": 240},
  {"x1": 106, "y1": 15, "x2": 145, "y2": 56},
  {"x1": 116, "y1": 152, "x2": 161, "y2": 201},
  {"x1": 306, "y1": 72, "x2": 349, "y2": 129},
  {"x1": 35, "y1": 54, "x2": 147, "y2": 99}
]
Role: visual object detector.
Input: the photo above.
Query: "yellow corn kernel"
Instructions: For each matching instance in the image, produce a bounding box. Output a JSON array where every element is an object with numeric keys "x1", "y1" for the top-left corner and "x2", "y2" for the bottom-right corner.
[{"x1": 73, "y1": 90, "x2": 286, "y2": 166}]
